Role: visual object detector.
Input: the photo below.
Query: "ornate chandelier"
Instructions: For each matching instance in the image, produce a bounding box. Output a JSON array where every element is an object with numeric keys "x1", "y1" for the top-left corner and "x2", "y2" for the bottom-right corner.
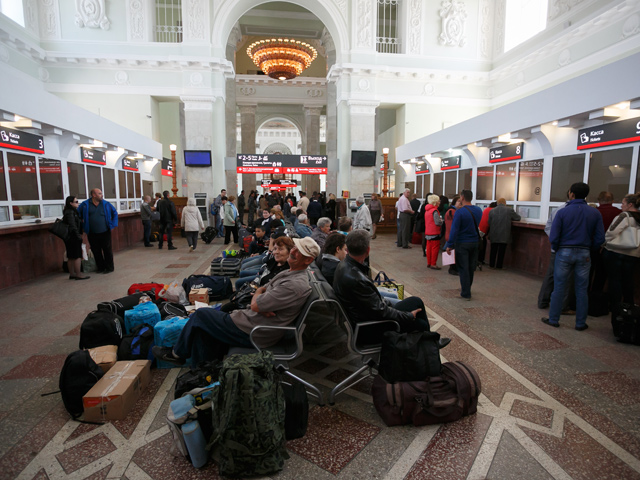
[{"x1": 247, "y1": 38, "x2": 317, "y2": 81}]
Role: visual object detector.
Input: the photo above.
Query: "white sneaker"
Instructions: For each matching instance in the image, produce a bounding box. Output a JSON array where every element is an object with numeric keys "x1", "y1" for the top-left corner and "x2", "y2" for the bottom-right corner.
[{"x1": 189, "y1": 246, "x2": 193, "y2": 252}]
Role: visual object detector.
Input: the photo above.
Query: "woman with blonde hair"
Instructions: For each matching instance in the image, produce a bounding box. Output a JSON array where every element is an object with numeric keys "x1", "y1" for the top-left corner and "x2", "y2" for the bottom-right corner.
[
  {"x1": 424, "y1": 194, "x2": 443, "y2": 269},
  {"x1": 181, "y1": 197, "x2": 205, "y2": 252}
]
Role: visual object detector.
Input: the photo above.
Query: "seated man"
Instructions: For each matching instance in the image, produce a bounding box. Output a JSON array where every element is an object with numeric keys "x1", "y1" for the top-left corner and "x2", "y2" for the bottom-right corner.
[
  {"x1": 333, "y1": 230, "x2": 449, "y2": 346},
  {"x1": 153, "y1": 237, "x2": 320, "y2": 366}
]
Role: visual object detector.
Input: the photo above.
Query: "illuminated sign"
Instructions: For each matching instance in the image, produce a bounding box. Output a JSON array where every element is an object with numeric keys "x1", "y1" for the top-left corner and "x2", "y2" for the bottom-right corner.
[
  {"x1": 237, "y1": 154, "x2": 327, "y2": 174},
  {"x1": 490, "y1": 143, "x2": 524, "y2": 163},
  {"x1": 577, "y1": 117, "x2": 640, "y2": 150},
  {"x1": 440, "y1": 156, "x2": 461, "y2": 170},
  {"x1": 81, "y1": 148, "x2": 106, "y2": 165},
  {"x1": 0, "y1": 126, "x2": 44, "y2": 154},
  {"x1": 123, "y1": 158, "x2": 138, "y2": 171}
]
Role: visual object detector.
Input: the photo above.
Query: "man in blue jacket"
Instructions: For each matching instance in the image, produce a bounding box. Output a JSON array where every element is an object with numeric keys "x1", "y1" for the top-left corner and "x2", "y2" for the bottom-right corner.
[
  {"x1": 542, "y1": 182, "x2": 604, "y2": 331},
  {"x1": 445, "y1": 189, "x2": 482, "y2": 300},
  {"x1": 78, "y1": 188, "x2": 118, "y2": 273}
]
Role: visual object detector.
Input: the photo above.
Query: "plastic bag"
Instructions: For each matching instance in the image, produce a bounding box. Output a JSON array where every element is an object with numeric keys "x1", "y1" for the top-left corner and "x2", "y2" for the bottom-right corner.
[
  {"x1": 81, "y1": 243, "x2": 89, "y2": 261},
  {"x1": 159, "y1": 282, "x2": 188, "y2": 305}
]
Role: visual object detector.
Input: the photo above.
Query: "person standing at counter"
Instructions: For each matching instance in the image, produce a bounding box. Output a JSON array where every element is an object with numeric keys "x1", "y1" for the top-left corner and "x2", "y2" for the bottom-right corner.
[
  {"x1": 140, "y1": 195, "x2": 153, "y2": 247},
  {"x1": 157, "y1": 191, "x2": 178, "y2": 250},
  {"x1": 78, "y1": 188, "x2": 118, "y2": 274},
  {"x1": 63, "y1": 195, "x2": 90, "y2": 280}
]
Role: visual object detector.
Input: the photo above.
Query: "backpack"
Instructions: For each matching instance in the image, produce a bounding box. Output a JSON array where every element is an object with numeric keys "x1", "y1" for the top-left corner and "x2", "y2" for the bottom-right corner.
[
  {"x1": 97, "y1": 291, "x2": 156, "y2": 319},
  {"x1": 175, "y1": 360, "x2": 223, "y2": 399},
  {"x1": 124, "y1": 301, "x2": 162, "y2": 334},
  {"x1": 59, "y1": 350, "x2": 104, "y2": 419},
  {"x1": 201, "y1": 226, "x2": 218, "y2": 244},
  {"x1": 283, "y1": 219, "x2": 299, "y2": 238},
  {"x1": 181, "y1": 274, "x2": 233, "y2": 300},
  {"x1": 155, "y1": 300, "x2": 188, "y2": 319},
  {"x1": 118, "y1": 323, "x2": 155, "y2": 362},
  {"x1": 209, "y1": 352, "x2": 288, "y2": 477},
  {"x1": 79, "y1": 310, "x2": 124, "y2": 349}
]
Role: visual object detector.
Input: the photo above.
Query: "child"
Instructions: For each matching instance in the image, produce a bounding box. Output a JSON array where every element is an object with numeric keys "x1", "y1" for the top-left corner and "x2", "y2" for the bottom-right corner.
[{"x1": 249, "y1": 225, "x2": 269, "y2": 255}]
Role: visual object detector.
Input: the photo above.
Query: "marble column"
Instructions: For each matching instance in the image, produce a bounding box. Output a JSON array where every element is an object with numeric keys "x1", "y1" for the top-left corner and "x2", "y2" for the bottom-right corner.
[
  {"x1": 304, "y1": 105, "x2": 322, "y2": 195},
  {"x1": 347, "y1": 100, "x2": 379, "y2": 198},
  {"x1": 225, "y1": 77, "x2": 238, "y2": 196},
  {"x1": 239, "y1": 104, "x2": 257, "y2": 192},
  {"x1": 326, "y1": 82, "x2": 338, "y2": 197}
]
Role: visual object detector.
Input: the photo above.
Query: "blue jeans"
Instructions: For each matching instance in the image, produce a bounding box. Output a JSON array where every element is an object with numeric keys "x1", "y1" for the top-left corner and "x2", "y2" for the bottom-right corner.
[
  {"x1": 455, "y1": 242, "x2": 479, "y2": 298},
  {"x1": 241, "y1": 254, "x2": 266, "y2": 270},
  {"x1": 142, "y1": 220, "x2": 151, "y2": 245},
  {"x1": 235, "y1": 275, "x2": 257, "y2": 290},
  {"x1": 173, "y1": 308, "x2": 253, "y2": 365},
  {"x1": 549, "y1": 248, "x2": 590, "y2": 327},
  {"x1": 216, "y1": 215, "x2": 224, "y2": 237}
]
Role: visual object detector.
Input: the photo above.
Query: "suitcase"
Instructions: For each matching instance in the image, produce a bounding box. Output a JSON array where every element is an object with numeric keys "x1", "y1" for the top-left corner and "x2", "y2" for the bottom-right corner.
[
  {"x1": 372, "y1": 361, "x2": 481, "y2": 427},
  {"x1": 238, "y1": 227, "x2": 251, "y2": 252},
  {"x1": 588, "y1": 291, "x2": 609, "y2": 317},
  {"x1": 210, "y1": 257, "x2": 242, "y2": 277},
  {"x1": 201, "y1": 226, "x2": 218, "y2": 244},
  {"x1": 611, "y1": 304, "x2": 640, "y2": 345},
  {"x1": 128, "y1": 282, "x2": 165, "y2": 298}
]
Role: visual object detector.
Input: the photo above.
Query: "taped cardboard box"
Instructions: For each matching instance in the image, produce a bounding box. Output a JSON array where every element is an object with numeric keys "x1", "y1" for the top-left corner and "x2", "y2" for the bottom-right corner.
[
  {"x1": 82, "y1": 360, "x2": 151, "y2": 422},
  {"x1": 189, "y1": 287, "x2": 209, "y2": 305},
  {"x1": 88, "y1": 345, "x2": 118, "y2": 374}
]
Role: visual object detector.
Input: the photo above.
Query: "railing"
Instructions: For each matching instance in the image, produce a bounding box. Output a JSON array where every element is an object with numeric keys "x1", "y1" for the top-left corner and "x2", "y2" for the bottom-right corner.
[
  {"x1": 376, "y1": 37, "x2": 400, "y2": 54},
  {"x1": 155, "y1": 0, "x2": 182, "y2": 43}
]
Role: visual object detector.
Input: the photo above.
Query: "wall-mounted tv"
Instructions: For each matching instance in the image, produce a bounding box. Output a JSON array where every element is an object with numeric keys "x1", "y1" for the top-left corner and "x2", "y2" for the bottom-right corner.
[
  {"x1": 184, "y1": 150, "x2": 212, "y2": 167},
  {"x1": 351, "y1": 150, "x2": 376, "y2": 167}
]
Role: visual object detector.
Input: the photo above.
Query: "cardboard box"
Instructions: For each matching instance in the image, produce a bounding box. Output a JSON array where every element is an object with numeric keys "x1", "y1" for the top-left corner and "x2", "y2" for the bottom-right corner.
[
  {"x1": 189, "y1": 288, "x2": 209, "y2": 304},
  {"x1": 82, "y1": 360, "x2": 151, "y2": 422},
  {"x1": 88, "y1": 345, "x2": 118, "y2": 374}
]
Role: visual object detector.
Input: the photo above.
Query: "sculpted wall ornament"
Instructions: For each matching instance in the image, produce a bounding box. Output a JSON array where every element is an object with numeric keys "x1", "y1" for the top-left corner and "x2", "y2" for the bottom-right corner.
[
  {"x1": 356, "y1": 0, "x2": 374, "y2": 48},
  {"x1": 306, "y1": 89, "x2": 324, "y2": 97},
  {"x1": 186, "y1": 0, "x2": 206, "y2": 41},
  {"x1": 357, "y1": 78, "x2": 370, "y2": 92},
  {"x1": 494, "y1": 0, "x2": 506, "y2": 56},
  {"x1": 439, "y1": 0, "x2": 467, "y2": 47},
  {"x1": 115, "y1": 71, "x2": 129, "y2": 85},
  {"x1": 190, "y1": 72, "x2": 204, "y2": 87},
  {"x1": 39, "y1": 0, "x2": 60, "y2": 39},
  {"x1": 423, "y1": 83, "x2": 435, "y2": 96},
  {"x1": 622, "y1": 14, "x2": 639, "y2": 38},
  {"x1": 129, "y1": 0, "x2": 144, "y2": 40},
  {"x1": 558, "y1": 49, "x2": 571, "y2": 67},
  {"x1": 240, "y1": 87, "x2": 256, "y2": 96},
  {"x1": 75, "y1": 0, "x2": 110, "y2": 30},
  {"x1": 24, "y1": 0, "x2": 38, "y2": 34},
  {"x1": 479, "y1": 0, "x2": 493, "y2": 58},
  {"x1": 409, "y1": 0, "x2": 423, "y2": 55},
  {"x1": 515, "y1": 71, "x2": 525, "y2": 87},
  {"x1": 548, "y1": 0, "x2": 585, "y2": 21},
  {"x1": 333, "y1": 0, "x2": 348, "y2": 19},
  {"x1": 38, "y1": 67, "x2": 50, "y2": 82}
]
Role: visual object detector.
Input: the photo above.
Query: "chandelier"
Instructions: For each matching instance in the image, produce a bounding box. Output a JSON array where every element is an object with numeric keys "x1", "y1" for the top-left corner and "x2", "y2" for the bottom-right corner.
[{"x1": 247, "y1": 38, "x2": 317, "y2": 81}]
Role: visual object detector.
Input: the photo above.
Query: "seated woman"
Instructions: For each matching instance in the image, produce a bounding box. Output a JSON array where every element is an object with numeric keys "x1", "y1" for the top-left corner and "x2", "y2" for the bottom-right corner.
[
  {"x1": 269, "y1": 208, "x2": 287, "y2": 232},
  {"x1": 311, "y1": 217, "x2": 332, "y2": 250},
  {"x1": 236, "y1": 230, "x2": 287, "y2": 286},
  {"x1": 315, "y1": 232, "x2": 347, "y2": 286},
  {"x1": 223, "y1": 236, "x2": 294, "y2": 312},
  {"x1": 253, "y1": 209, "x2": 272, "y2": 236}
]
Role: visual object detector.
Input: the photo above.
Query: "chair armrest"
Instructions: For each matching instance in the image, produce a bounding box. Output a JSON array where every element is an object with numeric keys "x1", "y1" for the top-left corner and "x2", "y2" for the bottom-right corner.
[
  {"x1": 353, "y1": 320, "x2": 400, "y2": 338},
  {"x1": 248, "y1": 325, "x2": 298, "y2": 351}
]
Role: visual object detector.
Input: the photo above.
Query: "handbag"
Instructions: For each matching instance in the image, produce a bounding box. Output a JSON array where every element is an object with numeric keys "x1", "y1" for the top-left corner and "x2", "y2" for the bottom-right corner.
[
  {"x1": 228, "y1": 282, "x2": 257, "y2": 309},
  {"x1": 378, "y1": 330, "x2": 443, "y2": 383},
  {"x1": 606, "y1": 213, "x2": 640, "y2": 250},
  {"x1": 49, "y1": 218, "x2": 69, "y2": 241},
  {"x1": 373, "y1": 271, "x2": 404, "y2": 300},
  {"x1": 151, "y1": 211, "x2": 161, "y2": 222}
]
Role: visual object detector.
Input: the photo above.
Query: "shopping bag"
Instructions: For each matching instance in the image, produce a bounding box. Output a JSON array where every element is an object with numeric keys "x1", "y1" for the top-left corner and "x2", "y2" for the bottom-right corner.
[
  {"x1": 442, "y1": 250, "x2": 455, "y2": 266},
  {"x1": 82, "y1": 250, "x2": 97, "y2": 273},
  {"x1": 373, "y1": 271, "x2": 404, "y2": 300}
]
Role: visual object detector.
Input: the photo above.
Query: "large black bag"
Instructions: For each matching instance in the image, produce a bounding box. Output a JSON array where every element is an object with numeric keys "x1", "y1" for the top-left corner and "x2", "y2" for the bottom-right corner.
[
  {"x1": 378, "y1": 330, "x2": 442, "y2": 383},
  {"x1": 118, "y1": 323, "x2": 155, "y2": 361},
  {"x1": 49, "y1": 218, "x2": 69, "y2": 241},
  {"x1": 79, "y1": 310, "x2": 124, "y2": 349},
  {"x1": 588, "y1": 291, "x2": 609, "y2": 317},
  {"x1": 201, "y1": 226, "x2": 218, "y2": 244},
  {"x1": 210, "y1": 257, "x2": 242, "y2": 277},
  {"x1": 174, "y1": 360, "x2": 223, "y2": 399},
  {"x1": 228, "y1": 282, "x2": 257, "y2": 310},
  {"x1": 612, "y1": 304, "x2": 640, "y2": 345},
  {"x1": 182, "y1": 274, "x2": 232, "y2": 300},
  {"x1": 283, "y1": 381, "x2": 309, "y2": 440},
  {"x1": 155, "y1": 299, "x2": 188, "y2": 319},
  {"x1": 97, "y1": 291, "x2": 155, "y2": 319},
  {"x1": 59, "y1": 350, "x2": 104, "y2": 419}
]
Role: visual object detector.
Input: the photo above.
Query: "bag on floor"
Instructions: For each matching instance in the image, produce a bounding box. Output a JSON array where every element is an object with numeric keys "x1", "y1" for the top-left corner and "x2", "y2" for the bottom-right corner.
[
  {"x1": 175, "y1": 360, "x2": 223, "y2": 399},
  {"x1": 79, "y1": 310, "x2": 124, "y2": 349},
  {"x1": 373, "y1": 271, "x2": 404, "y2": 300},
  {"x1": 124, "y1": 301, "x2": 162, "y2": 333},
  {"x1": 82, "y1": 250, "x2": 97, "y2": 274},
  {"x1": 59, "y1": 350, "x2": 104, "y2": 419},
  {"x1": 97, "y1": 291, "x2": 156, "y2": 319},
  {"x1": 372, "y1": 361, "x2": 481, "y2": 427},
  {"x1": 209, "y1": 351, "x2": 288, "y2": 477},
  {"x1": 210, "y1": 257, "x2": 242, "y2": 277},
  {"x1": 156, "y1": 300, "x2": 188, "y2": 320},
  {"x1": 182, "y1": 274, "x2": 232, "y2": 300},
  {"x1": 201, "y1": 226, "x2": 218, "y2": 244},
  {"x1": 158, "y1": 282, "x2": 188, "y2": 304},
  {"x1": 588, "y1": 290, "x2": 609, "y2": 317},
  {"x1": 611, "y1": 304, "x2": 640, "y2": 345},
  {"x1": 238, "y1": 227, "x2": 251, "y2": 252},
  {"x1": 154, "y1": 316, "x2": 190, "y2": 348},
  {"x1": 411, "y1": 232, "x2": 422, "y2": 245},
  {"x1": 378, "y1": 331, "x2": 442, "y2": 383},
  {"x1": 118, "y1": 323, "x2": 155, "y2": 361},
  {"x1": 283, "y1": 381, "x2": 309, "y2": 440},
  {"x1": 128, "y1": 282, "x2": 165, "y2": 298}
]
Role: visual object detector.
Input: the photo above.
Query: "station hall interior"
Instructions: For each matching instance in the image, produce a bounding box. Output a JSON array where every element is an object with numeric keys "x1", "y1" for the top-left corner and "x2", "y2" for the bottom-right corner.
[{"x1": 1, "y1": 1, "x2": 640, "y2": 479}]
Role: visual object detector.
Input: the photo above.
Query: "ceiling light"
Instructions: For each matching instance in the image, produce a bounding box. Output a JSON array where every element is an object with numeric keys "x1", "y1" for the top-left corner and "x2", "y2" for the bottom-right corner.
[
  {"x1": 552, "y1": 121, "x2": 558, "y2": 126},
  {"x1": 247, "y1": 38, "x2": 317, "y2": 80}
]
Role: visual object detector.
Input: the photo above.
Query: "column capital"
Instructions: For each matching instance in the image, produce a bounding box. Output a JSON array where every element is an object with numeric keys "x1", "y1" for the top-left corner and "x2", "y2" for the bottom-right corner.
[
  {"x1": 180, "y1": 96, "x2": 220, "y2": 111},
  {"x1": 303, "y1": 106, "x2": 323, "y2": 117},
  {"x1": 238, "y1": 104, "x2": 258, "y2": 115},
  {"x1": 347, "y1": 100, "x2": 380, "y2": 116}
]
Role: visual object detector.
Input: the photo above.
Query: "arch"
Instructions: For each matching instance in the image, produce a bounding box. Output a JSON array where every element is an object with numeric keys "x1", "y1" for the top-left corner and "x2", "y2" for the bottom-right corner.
[
  {"x1": 263, "y1": 142, "x2": 292, "y2": 155},
  {"x1": 213, "y1": 0, "x2": 348, "y2": 63},
  {"x1": 256, "y1": 115, "x2": 302, "y2": 133}
]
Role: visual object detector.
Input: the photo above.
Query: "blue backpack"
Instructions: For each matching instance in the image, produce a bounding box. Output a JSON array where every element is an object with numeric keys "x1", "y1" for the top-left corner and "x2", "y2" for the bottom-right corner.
[{"x1": 117, "y1": 323, "x2": 155, "y2": 362}]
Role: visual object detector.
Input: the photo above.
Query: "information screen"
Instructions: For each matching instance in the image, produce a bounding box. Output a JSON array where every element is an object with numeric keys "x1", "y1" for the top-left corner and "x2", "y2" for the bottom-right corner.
[
  {"x1": 237, "y1": 154, "x2": 327, "y2": 174},
  {"x1": 577, "y1": 117, "x2": 640, "y2": 150},
  {"x1": 123, "y1": 158, "x2": 138, "y2": 171}
]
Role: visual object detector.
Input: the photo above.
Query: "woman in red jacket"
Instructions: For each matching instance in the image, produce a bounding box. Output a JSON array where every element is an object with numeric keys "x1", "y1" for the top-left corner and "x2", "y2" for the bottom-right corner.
[{"x1": 424, "y1": 194, "x2": 443, "y2": 269}]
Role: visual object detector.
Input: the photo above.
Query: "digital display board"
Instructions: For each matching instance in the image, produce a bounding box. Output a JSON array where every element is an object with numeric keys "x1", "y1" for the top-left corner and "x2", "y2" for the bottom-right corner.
[
  {"x1": 490, "y1": 142, "x2": 524, "y2": 163},
  {"x1": 81, "y1": 148, "x2": 106, "y2": 166},
  {"x1": 577, "y1": 117, "x2": 640, "y2": 150},
  {"x1": 237, "y1": 154, "x2": 327, "y2": 174},
  {"x1": 0, "y1": 126, "x2": 44, "y2": 154}
]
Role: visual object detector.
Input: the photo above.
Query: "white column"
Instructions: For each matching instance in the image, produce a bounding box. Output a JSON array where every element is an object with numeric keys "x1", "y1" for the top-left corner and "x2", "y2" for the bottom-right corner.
[
  {"x1": 347, "y1": 100, "x2": 379, "y2": 198},
  {"x1": 239, "y1": 104, "x2": 257, "y2": 192},
  {"x1": 304, "y1": 105, "x2": 322, "y2": 194}
]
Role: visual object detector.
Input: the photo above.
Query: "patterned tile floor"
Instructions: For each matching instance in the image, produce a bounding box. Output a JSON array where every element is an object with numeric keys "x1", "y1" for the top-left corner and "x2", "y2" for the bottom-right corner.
[{"x1": 1, "y1": 233, "x2": 640, "y2": 479}]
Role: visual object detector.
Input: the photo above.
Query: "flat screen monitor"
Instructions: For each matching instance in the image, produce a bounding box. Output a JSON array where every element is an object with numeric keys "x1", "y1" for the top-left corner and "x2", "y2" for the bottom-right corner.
[
  {"x1": 351, "y1": 150, "x2": 376, "y2": 167},
  {"x1": 184, "y1": 150, "x2": 212, "y2": 167}
]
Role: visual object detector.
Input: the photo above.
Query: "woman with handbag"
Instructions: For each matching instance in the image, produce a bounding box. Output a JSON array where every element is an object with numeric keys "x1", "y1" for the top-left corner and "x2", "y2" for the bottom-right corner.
[
  {"x1": 603, "y1": 193, "x2": 640, "y2": 313},
  {"x1": 63, "y1": 195, "x2": 90, "y2": 280}
]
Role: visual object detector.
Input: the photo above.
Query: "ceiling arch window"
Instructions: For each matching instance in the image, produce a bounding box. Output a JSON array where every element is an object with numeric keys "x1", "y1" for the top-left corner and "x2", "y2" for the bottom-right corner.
[
  {"x1": 504, "y1": 0, "x2": 547, "y2": 52},
  {"x1": 0, "y1": 1, "x2": 25, "y2": 27},
  {"x1": 263, "y1": 143, "x2": 292, "y2": 155},
  {"x1": 377, "y1": 0, "x2": 401, "y2": 54},
  {"x1": 155, "y1": 0, "x2": 183, "y2": 43}
]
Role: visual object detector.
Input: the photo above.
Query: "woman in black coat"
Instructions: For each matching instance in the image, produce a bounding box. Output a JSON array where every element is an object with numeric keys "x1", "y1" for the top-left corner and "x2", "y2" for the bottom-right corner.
[{"x1": 62, "y1": 195, "x2": 90, "y2": 280}]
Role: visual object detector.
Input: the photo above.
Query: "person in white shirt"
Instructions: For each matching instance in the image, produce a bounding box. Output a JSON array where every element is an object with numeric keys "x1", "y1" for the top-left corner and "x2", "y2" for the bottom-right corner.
[{"x1": 353, "y1": 196, "x2": 372, "y2": 234}]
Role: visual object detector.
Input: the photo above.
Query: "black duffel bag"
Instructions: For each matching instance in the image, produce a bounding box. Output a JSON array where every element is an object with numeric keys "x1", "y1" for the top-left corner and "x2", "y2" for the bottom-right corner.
[
  {"x1": 79, "y1": 310, "x2": 124, "y2": 349},
  {"x1": 155, "y1": 299, "x2": 188, "y2": 319},
  {"x1": 283, "y1": 381, "x2": 308, "y2": 440},
  {"x1": 97, "y1": 291, "x2": 156, "y2": 319},
  {"x1": 181, "y1": 274, "x2": 232, "y2": 300},
  {"x1": 378, "y1": 330, "x2": 442, "y2": 383}
]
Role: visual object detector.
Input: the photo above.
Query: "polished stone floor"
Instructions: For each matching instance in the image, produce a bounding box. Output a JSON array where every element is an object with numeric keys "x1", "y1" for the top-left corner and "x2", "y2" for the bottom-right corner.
[{"x1": 1, "y1": 233, "x2": 639, "y2": 480}]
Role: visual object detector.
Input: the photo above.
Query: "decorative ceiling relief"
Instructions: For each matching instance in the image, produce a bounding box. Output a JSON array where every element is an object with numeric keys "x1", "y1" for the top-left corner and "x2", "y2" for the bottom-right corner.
[
  {"x1": 357, "y1": 78, "x2": 370, "y2": 92},
  {"x1": 115, "y1": 71, "x2": 129, "y2": 85},
  {"x1": 479, "y1": 0, "x2": 493, "y2": 58},
  {"x1": 39, "y1": 0, "x2": 61, "y2": 39},
  {"x1": 38, "y1": 67, "x2": 50, "y2": 82},
  {"x1": 423, "y1": 83, "x2": 436, "y2": 96},
  {"x1": 409, "y1": 0, "x2": 423, "y2": 55},
  {"x1": 356, "y1": 0, "x2": 374, "y2": 48},
  {"x1": 439, "y1": 0, "x2": 467, "y2": 47},
  {"x1": 558, "y1": 48, "x2": 571, "y2": 66},
  {"x1": 189, "y1": 72, "x2": 204, "y2": 87},
  {"x1": 185, "y1": 0, "x2": 206, "y2": 41},
  {"x1": 128, "y1": 0, "x2": 145, "y2": 40},
  {"x1": 622, "y1": 14, "x2": 639, "y2": 38},
  {"x1": 493, "y1": 0, "x2": 506, "y2": 56},
  {"x1": 548, "y1": 0, "x2": 585, "y2": 21},
  {"x1": 333, "y1": 0, "x2": 348, "y2": 20},
  {"x1": 24, "y1": 0, "x2": 39, "y2": 35},
  {"x1": 75, "y1": 0, "x2": 110, "y2": 30},
  {"x1": 240, "y1": 87, "x2": 256, "y2": 96},
  {"x1": 307, "y1": 89, "x2": 324, "y2": 97}
]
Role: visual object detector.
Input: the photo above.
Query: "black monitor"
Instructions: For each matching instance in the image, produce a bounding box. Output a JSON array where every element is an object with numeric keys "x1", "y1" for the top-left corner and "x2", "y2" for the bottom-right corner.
[
  {"x1": 351, "y1": 150, "x2": 376, "y2": 167},
  {"x1": 184, "y1": 150, "x2": 212, "y2": 167}
]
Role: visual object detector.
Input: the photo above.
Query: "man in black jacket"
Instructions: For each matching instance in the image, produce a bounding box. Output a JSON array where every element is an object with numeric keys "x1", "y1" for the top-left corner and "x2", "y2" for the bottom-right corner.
[
  {"x1": 333, "y1": 230, "x2": 450, "y2": 346},
  {"x1": 157, "y1": 190, "x2": 178, "y2": 250}
]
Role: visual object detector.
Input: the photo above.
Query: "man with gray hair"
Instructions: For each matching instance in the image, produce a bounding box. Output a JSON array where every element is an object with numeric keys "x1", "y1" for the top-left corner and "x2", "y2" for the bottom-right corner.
[
  {"x1": 353, "y1": 196, "x2": 372, "y2": 233},
  {"x1": 333, "y1": 230, "x2": 450, "y2": 347},
  {"x1": 397, "y1": 188, "x2": 415, "y2": 248}
]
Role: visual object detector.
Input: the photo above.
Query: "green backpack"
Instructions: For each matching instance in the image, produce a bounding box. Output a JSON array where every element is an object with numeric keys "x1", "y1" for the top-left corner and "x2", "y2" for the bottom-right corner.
[{"x1": 209, "y1": 351, "x2": 288, "y2": 477}]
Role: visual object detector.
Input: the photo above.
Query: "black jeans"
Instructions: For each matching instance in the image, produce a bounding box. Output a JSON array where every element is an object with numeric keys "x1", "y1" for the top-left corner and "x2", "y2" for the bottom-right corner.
[
  {"x1": 490, "y1": 243, "x2": 507, "y2": 269},
  {"x1": 455, "y1": 241, "x2": 478, "y2": 298},
  {"x1": 142, "y1": 220, "x2": 152, "y2": 246},
  {"x1": 224, "y1": 225, "x2": 238, "y2": 245},
  {"x1": 87, "y1": 230, "x2": 114, "y2": 272},
  {"x1": 158, "y1": 222, "x2": 174, "y2": 247}
]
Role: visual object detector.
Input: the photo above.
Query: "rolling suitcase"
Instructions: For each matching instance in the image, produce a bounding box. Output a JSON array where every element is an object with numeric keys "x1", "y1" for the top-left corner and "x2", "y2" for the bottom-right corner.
[
  {"x1": 210, "y1": 257, "x2": 242, "y2": 276},
  {"x1": 611, "y1": 304, "x2": 640, "y2": 345},
  {"x1": 201, "y1": 227, "x2": 218, "y2": 244}
]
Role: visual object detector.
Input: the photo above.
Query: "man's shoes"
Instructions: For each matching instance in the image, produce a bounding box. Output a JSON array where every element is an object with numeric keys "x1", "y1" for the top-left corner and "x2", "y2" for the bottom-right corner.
[
  {"x1": 432, "y1": 266, "x2": 441, "y2": 270},
  {"x1": 575, "y1": 324, "x2": 589, "y2": 331},
  {"x1": 448, "y1": 269, "x2": 459, "y2": 276},
  {"x1": 168, "y1": 246, "x2": 177, "y2": 250},
  {"x1": 189, "y1": 246, "x2": 194, "y2": 252},
  {"x1": 561, "y1": 309, "x2": 576, "y2": 315},
  {"x1": 103, "y1": 269, "x2": 113, "y2": 274},
  {"x1": 158, "y1": 245, "x2": 163, "y2": 249},
  {"x1": 541, "y1": 317, "x2": 559, "y2": 328},
  {"x1": 538, "y1": 303, "x2": 549, "y2": 309},
  {"x1": 461, "y1": 295, "x2": 471, "y2": 301},
  {"x1": 438, "y1": 337, "x2": 452, "y2": 349},
  {"x1": 75, "y1": 276, "x2": 90, "y2": 280},
  {"x1": 152, "y1": 346, "x2": 186, "y2": 366},
  {"x1": 402, "y1": 246, "x2": 412, "y2": 249},
  {"x1": 96, "y1": 270, "x2": 105, "y2": 274},
  {"x1": 144, "y1": 244, "x2": 153, "y2": 247}
]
